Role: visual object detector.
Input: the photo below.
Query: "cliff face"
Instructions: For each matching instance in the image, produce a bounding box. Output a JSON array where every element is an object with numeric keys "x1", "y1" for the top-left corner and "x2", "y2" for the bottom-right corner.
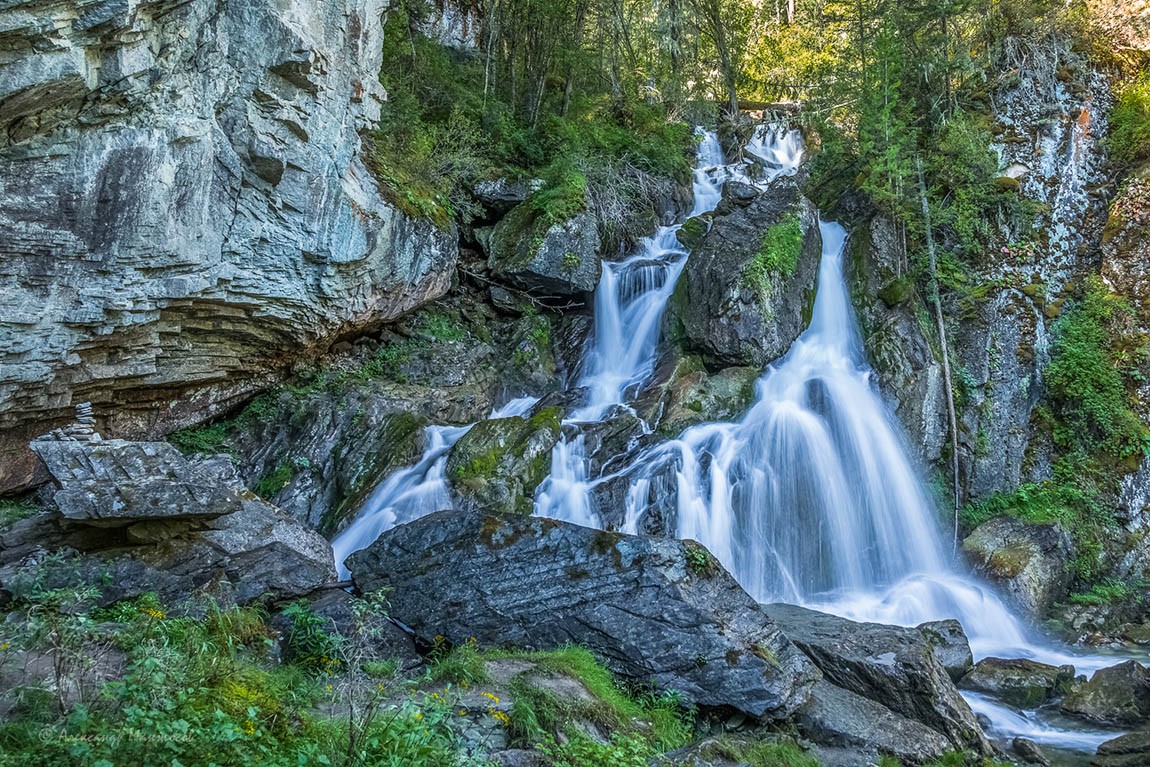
[{"x1": 0, "y1": 0, "x2": 458, "y2": 492}]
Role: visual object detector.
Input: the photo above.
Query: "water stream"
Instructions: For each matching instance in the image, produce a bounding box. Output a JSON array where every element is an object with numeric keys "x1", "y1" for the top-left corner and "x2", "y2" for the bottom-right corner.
[
  {"x1": 533, "y1": 128, "x2": 1140, "y2": 754},
  {"x1": 330, "y1": 395, "x2": 537, "y2": 578},
  {"x1": 336, "y1": 126, "x2": 1141, "y2": 755}
]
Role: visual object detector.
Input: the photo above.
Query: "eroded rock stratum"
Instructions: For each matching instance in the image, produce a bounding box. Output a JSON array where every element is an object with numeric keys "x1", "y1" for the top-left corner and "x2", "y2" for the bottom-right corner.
[{"x1": 0, "y1": 0, "x2": 458, "y2": 492}]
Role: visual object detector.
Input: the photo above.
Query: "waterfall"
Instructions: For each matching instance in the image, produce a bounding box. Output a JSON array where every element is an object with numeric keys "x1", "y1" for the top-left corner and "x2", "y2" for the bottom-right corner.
[
  {"x1": 330, "y1": 395, "x2": 537, "y2": 578},
  {"x1": 535, "y1": 125, "x2": 804, "y2": 521}
]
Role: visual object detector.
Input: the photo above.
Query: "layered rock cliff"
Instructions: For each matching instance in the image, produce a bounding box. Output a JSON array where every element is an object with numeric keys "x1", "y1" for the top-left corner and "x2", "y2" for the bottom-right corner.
[{"x1": 0, "y1": 0, "x2": 457, "y2": 492}]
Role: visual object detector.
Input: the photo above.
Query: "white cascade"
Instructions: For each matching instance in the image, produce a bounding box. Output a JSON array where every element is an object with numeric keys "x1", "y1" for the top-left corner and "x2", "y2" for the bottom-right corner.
[
  {"x1": 535, "y1": 125, "x2": 805, "y2": 522},
  {"x1": 330, "y1": 395, "x2": 537, "y2": 578}
]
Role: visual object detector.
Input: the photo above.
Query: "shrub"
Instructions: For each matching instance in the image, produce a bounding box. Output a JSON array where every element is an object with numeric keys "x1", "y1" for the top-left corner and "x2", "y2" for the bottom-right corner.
[{"x1": 1109, "y1": 72, "x2": 1150, "y2": 167}]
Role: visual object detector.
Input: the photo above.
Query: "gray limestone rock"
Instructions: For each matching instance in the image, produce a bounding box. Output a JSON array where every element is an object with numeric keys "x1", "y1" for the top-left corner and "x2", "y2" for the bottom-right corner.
[
  {"x1": 0, "y1": 0, "x2": 457, "y2": 493},
  {"x1": 30, "y1": 436, "x2": 243, "y2": 524},
  {"x1": 762, "y1": 602, "x2": 992, "y2": 756},
  {"x1": 666, "y1": 175, "x2": 821, "y2": 368},
  {"x1": 347, "y1": 510, "x2": 820, "y2": 719}
]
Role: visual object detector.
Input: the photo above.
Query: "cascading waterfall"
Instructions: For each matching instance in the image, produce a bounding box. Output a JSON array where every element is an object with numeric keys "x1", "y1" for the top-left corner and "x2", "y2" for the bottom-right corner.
[
  {"x1": 330, "y1": 395, "x2": 537, "y2": 578},
  {"x1": 621, "y1": 221, "x2": 1037, "y2": 652},
  {"x1": 535, "y1": 125, "x2": 805, "y2": 523},
  {"x1": 532, "y1": 129, "x2": 1127, "y2": 751}
]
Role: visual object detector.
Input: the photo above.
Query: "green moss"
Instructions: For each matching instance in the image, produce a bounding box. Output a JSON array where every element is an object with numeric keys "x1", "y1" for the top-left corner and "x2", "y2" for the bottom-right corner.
[
  {"x1": 677, "y1": 215, "x2": 709, "y2": 251},
  {"x1": 169, "y1": 421, "x2": 234, "y2": 456},
  {"x1": 961, "y1": 481, "x2": 1116, "y2": 582},
  {"x1": 877, "y1": 276, "x2": 913, "y2": 306},
  {"x1": 744, "y1": 214, "x2": 803, "y2": 296},
  {"x1": 253, "y1": 461, "x2": 295, "y2": 500}
]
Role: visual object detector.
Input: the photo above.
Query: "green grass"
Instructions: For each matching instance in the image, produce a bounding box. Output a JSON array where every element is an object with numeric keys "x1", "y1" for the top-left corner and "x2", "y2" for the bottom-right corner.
[
  {"x1": 253, "y1": 461, "x2": 294, "y2": 500},
  {"x1": 0, "y1": 498, "x2": 37, "y2": 527}
]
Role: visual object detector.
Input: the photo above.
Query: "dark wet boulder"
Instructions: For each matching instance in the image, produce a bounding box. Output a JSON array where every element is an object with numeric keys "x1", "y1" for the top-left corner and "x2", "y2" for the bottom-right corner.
[
  {"x1": 666, "y1": 174, "x2": 821, "y2": 368},
  {"x1": 486, "y1": 204, "x2": 601, "y2": 297},
  {"x1": 959, "y1": 657, "x2": 1076, "y2": 708},
  {"x1": 795, "y1": 679, "x2": 952, "y2": 765},
  {"x1": 1062, "y1": 660, "x2": 1150, "y2": 727},
  {"x1": 963, "y1": 516, "x2": 1076, "y2": 617},
  {"x1": 1092, "y1": 730, "x2": 1150, "y2": 767},
  {"x1": 1013, "y1": 736, "x2": 1053, "y2": 766},
  {"x1": 445, "y1": 408, "x2": 562, "y2": 516},
  {"x1": 919, "y1": 619, "x2": 975, "y2": 682},
  {"x1": 762, "y1": 603, "x2": 993, "y2": 755},
  {"x1": 348, "y1": 510, "x2": 819, "y2": 719}
]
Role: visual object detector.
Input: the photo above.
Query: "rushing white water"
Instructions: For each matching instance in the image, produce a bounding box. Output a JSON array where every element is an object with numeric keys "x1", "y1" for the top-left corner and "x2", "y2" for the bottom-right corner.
[
  {"x1": 965, "y1": 692, "x2": 1119, "y2": 752},
  {"x1": 535, "y1": 125, "x2": 804, "y2": 522},
  {"x1": 330, "y1": 395, "x2": 537, "y2": 578}
]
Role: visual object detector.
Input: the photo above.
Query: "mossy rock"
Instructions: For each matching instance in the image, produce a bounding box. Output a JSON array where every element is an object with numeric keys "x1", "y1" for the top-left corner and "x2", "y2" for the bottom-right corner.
[
  {"x1": 677, "y1": 214, "x2": 710, "y2": 252},
  {"x1": 445, "y1": 407, "x2": 562, "y2": 515},
  {"x1": 877, "y1": 276, "x2": 913, "y2": 307},
  {"x1": 994, "y1": 176, "x2": 1022, "y2": 193}
]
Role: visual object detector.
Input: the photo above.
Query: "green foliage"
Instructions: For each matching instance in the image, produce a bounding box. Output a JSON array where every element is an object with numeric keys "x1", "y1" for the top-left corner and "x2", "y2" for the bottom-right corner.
[
  {"x1": 0, "y1": 590, "x2": 460, "y2": 767},
  {"x1": 1044, "y1": 278, "x2": 1147, "y2": 462},
  {"x1": 505, "y1": 646, "x2": 689, "y2": 752},
  {"x1": 0, "y1": 497, "x2": 37, "y2": 527},
  {"x1": 253, "y1": 461, "x2": 294, "y2": 499},
  {"x1": 368, "y1": 4, "x2": 693, "y2": 231},
  {"x1": 427, "y1": 638, "x2": 491, "y2": 686},
  {"x1": 169, "y1": 421, "x2": 234, "y2": 456},
  {"x1": 541, "y1": 734, "x2": 653, "y2": 767},
  {"x1": 745, "y1": 214, "x2": 803, "y2": 296},
  {"x1": 280, "y1": 601, "x2": 347, "y2": 673},
  {"x1": 1109, "y1": 72, "x2": 1150, "y2": 167},
  {"x1": 961, "y1": 480, "x2": 1115, "y2": 581},
  {"x1": 1068, "y1": 578, "x2": 1136, "y2": 605}
]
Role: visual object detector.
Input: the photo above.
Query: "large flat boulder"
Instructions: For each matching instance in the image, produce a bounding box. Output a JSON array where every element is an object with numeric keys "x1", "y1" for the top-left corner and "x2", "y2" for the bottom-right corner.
[
  {"x1": 762, "y1": 603, "x2": 992, "y2": 756},
  {"x1": 348, "y1": 510, "x2": 819, "y2": 719},
  {"x1": 30, "y1": 436, "x2": 243, "y2": 524}
]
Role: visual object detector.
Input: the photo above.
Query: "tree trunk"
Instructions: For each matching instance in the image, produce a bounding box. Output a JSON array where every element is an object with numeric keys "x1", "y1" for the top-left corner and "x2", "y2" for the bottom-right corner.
[{"x1": 917, "y1": 156, "x2": 962, "y2": 553}]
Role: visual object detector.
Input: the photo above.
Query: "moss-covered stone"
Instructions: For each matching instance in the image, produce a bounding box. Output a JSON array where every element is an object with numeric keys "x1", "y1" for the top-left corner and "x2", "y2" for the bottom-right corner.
[
  {"x1": 445, "y1": 407, "x2": 562, "y2": 515},
  {"x1": 877, "y1": 276, "x2": 914, "y2": 307},
  {"x1": 677, "y1": 214, "x2": 710, "y2": 251}
]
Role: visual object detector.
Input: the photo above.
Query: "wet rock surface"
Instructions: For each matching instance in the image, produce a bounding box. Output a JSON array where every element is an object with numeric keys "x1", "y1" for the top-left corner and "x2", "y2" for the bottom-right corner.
[
  {"x1": 963, "y1": 516, "x2": 1076, "y2": 617},
  {"x1": 1092, "y1": 730, "x2": 1150, "y2": 767},
  {"x1": 762, "y1": 603, "x2": 992, "y2": 755},
  {"x1": 1062, "y1": 660, "x2": 1150, "y2": 727},
  {"x1": 445, "y1": 408, "x2": 562, "y2": 516},
  {"x1": 348, "y1": 510, "x2": 819, "y2": 719},
  {"x1": 959, "y1": 657, "x2": 1076, "y2": 708},
  {"x1": 667, "y1": 175, "x2": 821, "y2": 368},
  {"x1": 0, "y1": 0, "x2": 457, "y2": 494}
]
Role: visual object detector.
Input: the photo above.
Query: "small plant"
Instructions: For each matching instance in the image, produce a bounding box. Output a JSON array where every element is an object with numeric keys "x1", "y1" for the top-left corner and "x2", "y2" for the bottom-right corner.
[
  {"x1": 0, "y1": 497, "x2": 37, "y2": 527},
  {"x1": 253, "y1": 461, "x2": 294, "y2": 499},
  {"x1": 683, "y1": 542, "x2": 716, "y2": 576},
  {"x1": 280, "y1": 600, "x2": 346, "y2": 673}
]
